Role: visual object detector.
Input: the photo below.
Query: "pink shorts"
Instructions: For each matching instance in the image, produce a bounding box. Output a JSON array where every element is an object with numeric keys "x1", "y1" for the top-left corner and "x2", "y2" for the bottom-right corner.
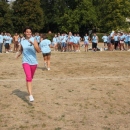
[{"x1": 22, "y1": 63, "x2": 37, "y2": 82}]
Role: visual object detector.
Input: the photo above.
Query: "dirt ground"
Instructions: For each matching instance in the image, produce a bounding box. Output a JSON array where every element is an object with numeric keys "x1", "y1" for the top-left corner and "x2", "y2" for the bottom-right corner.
[{"x1": 0, "y1": 43, "x2": 130, "y2": 130}]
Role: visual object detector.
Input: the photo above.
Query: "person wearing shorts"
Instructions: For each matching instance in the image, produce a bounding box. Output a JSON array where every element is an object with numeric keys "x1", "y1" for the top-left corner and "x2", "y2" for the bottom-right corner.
[
  {"x1": 110, "y1": 31, "x2": 115, "y2": 50},
  {"x1": 67, "y1": 32, "x2": 74, "y2": 51},
  {"x1": 39, "y1": 34, "x2": 51, "y2": 70},
  {"x1": 107, "y1": 34, "x2": 111, "y2": 51},
  {"x1": 92, "y1": 33, "x2": 98, "y2": 52},
  {"x1": 76, "y1": 34, "x2": 81, "y2": 52},
  {"x1": 16, "y1": 26, "x2": 41, "y2": 102},
  {"x1": 4, "y1": 33, "x2": 10, "y2": 53},
  {"x1": 124, "y1": 32, "x2": 128, "y2": 50},
  {"x1": 119, "y1": 32, "x2": 125, "y2": 51},
  {"x1": 61, "y1": 33, "x2": 67, "y2": 52},
  {"x1": 114, "y1": 33, "x2": 119, "y2": 50},
  {"x1": 84, "y1": 33, "x2": 90, "y2": 52},
  {"x1": 52, "y1": 34, "x2": 58, "y2": 51},
  {"x1": 127, "y1": 32, "x2": 130, "y2": 51},
  {"x1": 73, "y1": 34, "x2": 79, "y2": 52},
  {"x1": 102, "y1": 34, "x2": 108, "y2": 50},
  {"x1": 13, "y1": 33, "x2": 19, "y2": 52}
]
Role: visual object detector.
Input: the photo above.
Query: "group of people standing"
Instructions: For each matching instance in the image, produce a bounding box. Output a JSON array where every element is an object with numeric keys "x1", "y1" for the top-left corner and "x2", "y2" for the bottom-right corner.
[{"x1": 102, "y1": 31, "x2": 130, "y2": 51}]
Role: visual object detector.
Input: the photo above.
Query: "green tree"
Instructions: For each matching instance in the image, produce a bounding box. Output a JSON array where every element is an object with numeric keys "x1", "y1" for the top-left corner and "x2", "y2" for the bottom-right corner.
[
  {"x1": 93, "y1": 0, "x2": 130, "y2": 32},
  {"x1": 12, "y1": 0, "x2": 44, "y2": 33},
  {"x1": 0, "y1": 0, "x2": 13, "y2": 33},
  {"x1": 41, "y1": 0, "x2": 97, "y2": 34}
]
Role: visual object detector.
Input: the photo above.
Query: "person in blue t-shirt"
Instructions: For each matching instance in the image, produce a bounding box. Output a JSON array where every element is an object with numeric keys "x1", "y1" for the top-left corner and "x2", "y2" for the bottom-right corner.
[
  {"x1": 61, "y1": 33, "x2": 67, "y2": 52},
  {"x1": 124, "y1": 32, "x2": 128, "y2": 50},
  {"x1": 113, "y1": 32, "x2": 119, "y2": 50},
  {"x1": 52, "y1": 34, "x2": 58, "y2": 51},
  {"x1": 76, "y1": 34, "x2": 81, "y2": 52},
  {"x1": 107, "y1": 34, "x2": 111, "y2": 51},
  {"x1": 0, "y1": 32, "x2": 4, "y2": 53},
  {"x1": 67, "y1": 32, "x2": 74, "y2": 51},
  {"x1": 119, "y1": 32, "x2": 125, "y2": 51},
  {"x1": 84, "y1": 33, "x2": 90, "y2": 52},
  {"x1": 39, "y1": 34, "x2": 51, "y2": 71},
  {"x1": 128, "y1": 32, "x2": 130, "y2": 51},
  {"x1": 92, "y1": 33, "x2": 98, "y2": 52},
  {"x1": 102, "y1": 34, "x2": 108, "y2": 50},
  {"x1": 16, "y1": 26, "x2": 41, "y2": 102},
  {"x1": 4, "y1": 33, "x2": 10, "y2": 53}
]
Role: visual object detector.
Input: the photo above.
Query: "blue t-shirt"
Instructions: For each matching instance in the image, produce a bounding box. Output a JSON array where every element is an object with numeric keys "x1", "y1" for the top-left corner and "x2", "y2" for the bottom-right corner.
[
  {"x1": 61, "y1": 36, "x2": 66, "y2": 43},
  {"x1": 92, "y1": 36, "x2": 98, "y2": 43},
  {"x1": 84, "y1": 36, "x2": 89, "y2": 42},
  {"x1": 39, "y1": 39, "x2": 51, "y2": 53},
  {"x1": 107, "y1": 36, "x2": 111, "y2": 43},
  {"x1": 4, "y1": 36, "x2": 10, "y2": 44},
  {"x1": 9, "y1": 36, "x2": 13, "y2": 44},
  {"x1": 114, "y1": 36, "x2": 119, "y2": 41},
  {"x1": 77, "y1": 36, "x2": 80, "y2": 42},
  {"x1": 120, "y1": 35, "x2": 125, "y2": 41},
  {"x1": 102, "y1": 36, "x2": 107, "y2": 42},
  {"x1": 128, "y1": 35, "x2": 130, "y2": 42},
  {"x1": 35, "y1": 36, "x2": 41, "y2": 43},
  {"x1": 21, "y1": 37, "x2": 38, "y2": 65},
  {"x1": 0, "y1": 35, "x2": 3, "y2": 43},
  {"x1": 53, "y1": 37, "x2": 57, "y2": 43},
  {"x1": 124, "y1": 35, "x2": 128, "y2": 42}
]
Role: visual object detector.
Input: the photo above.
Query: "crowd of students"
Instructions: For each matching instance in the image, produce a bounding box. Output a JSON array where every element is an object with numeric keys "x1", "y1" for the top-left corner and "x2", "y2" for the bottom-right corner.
[
  {"x1": 102, "y1": 31, "x2": 130, "y2": 51},
  {"x1": 0, "y1": 31, "x2": 130, "y2": 54}
]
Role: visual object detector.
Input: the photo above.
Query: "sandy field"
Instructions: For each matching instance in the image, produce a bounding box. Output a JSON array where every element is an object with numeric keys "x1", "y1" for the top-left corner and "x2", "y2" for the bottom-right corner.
[{"x1": 0, "y1": 43, "x2": 130, "y2": 130}]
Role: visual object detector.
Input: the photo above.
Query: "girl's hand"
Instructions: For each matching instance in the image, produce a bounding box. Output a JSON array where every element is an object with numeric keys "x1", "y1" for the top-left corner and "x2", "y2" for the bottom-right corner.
[{"x1": 28, "y1": 40, "x2": 34, "y2": 45}]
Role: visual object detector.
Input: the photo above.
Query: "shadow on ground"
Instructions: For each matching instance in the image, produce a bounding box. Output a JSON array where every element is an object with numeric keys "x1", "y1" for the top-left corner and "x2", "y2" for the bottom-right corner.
[{"x1": 11, "y1": 89, "x2": 33, "y2": 106}]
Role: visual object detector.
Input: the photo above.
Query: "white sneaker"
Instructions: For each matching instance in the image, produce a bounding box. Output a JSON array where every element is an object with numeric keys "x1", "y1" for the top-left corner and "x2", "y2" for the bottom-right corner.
[
  {"x1": 29, "y1": 95, "x2": 34, "y2": 102},
  {"x1": 6, "y1": 51, "x2": 9, "y2": 53},
  {"x1": 47, "y1": 68, "x2": 50, "y2": 71},
  {"x1": 128, "y1": 49, "x2": 130, "y2": 51}
]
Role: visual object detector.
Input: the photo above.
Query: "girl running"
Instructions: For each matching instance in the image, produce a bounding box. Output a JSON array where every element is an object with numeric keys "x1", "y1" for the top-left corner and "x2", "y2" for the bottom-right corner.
[
  {"x1": 16, "y1": 27, "x2": 41, "y2": 102},
  {"x1": 39, "y1": 34, "x2": 51, "y2": 70}
]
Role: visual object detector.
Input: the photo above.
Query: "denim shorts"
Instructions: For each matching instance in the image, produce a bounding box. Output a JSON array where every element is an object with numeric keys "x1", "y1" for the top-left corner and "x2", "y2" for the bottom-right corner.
[{"x1": 61, "y1": 42, "x2": 66, "y2": 47}]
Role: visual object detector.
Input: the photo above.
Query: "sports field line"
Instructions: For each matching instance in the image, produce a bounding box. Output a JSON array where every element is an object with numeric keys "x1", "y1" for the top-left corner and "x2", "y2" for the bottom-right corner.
[{"x1": 0, "y1": 76, "x2": 129, "y2": 82}]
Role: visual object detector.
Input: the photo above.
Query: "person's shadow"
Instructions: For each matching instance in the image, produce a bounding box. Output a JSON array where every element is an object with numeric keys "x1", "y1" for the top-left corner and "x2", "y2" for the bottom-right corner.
[{"x1": 11, "y1": 89, "x2": 33, "y2": 106}]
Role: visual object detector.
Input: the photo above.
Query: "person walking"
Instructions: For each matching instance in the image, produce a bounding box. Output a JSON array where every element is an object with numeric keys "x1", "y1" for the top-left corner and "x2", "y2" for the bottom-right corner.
[{"x1": 16, "y1": 27, "x2": 41, "y2": 102}]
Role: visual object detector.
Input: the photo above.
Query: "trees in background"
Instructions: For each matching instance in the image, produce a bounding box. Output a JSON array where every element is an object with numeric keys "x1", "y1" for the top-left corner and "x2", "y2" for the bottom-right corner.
[
  {"x1": 93, "y1": 0, "x2": 130, "y2": 32},
  {"x1": 0, "y1": 0, "x2": 13, "y2": 33},
  {"x1": 12, "y1": 0, "x2": 44, "y2": 33},
  {"x1": 0, "y1": 0, "x2": 130, "y2": 33}
]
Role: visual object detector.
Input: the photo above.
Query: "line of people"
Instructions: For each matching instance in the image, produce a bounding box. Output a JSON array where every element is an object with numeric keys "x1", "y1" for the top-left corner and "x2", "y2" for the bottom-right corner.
[{"x1": 102, "y1": 31, "x2": 130, "y2": 51}]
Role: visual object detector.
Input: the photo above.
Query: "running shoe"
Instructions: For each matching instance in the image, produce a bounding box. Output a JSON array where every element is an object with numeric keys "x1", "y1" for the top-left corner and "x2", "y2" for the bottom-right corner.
[{"x1": 29, "y1": 95, "x2": 34, "y2": 102}]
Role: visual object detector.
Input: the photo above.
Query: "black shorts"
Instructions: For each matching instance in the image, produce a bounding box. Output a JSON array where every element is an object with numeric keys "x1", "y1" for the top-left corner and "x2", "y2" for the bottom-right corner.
[
  {"x1": 5, "y1": 43, "x2": 9, "y2": 49},
  {"x1": 92, "y1": 43, "x2": 97, "y2": 49},
  {"x1": 111, "y1": 39, "x2": 115, "y2": 45},
  {"x1": 42, "y1": 52, "x2": 51, "y2": 57}
]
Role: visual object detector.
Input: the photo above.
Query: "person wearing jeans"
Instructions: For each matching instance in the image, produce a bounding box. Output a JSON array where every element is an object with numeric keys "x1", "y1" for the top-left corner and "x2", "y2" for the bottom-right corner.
[{"x1": 16, "y1": 27, "x2": 41, "y2": 102}]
